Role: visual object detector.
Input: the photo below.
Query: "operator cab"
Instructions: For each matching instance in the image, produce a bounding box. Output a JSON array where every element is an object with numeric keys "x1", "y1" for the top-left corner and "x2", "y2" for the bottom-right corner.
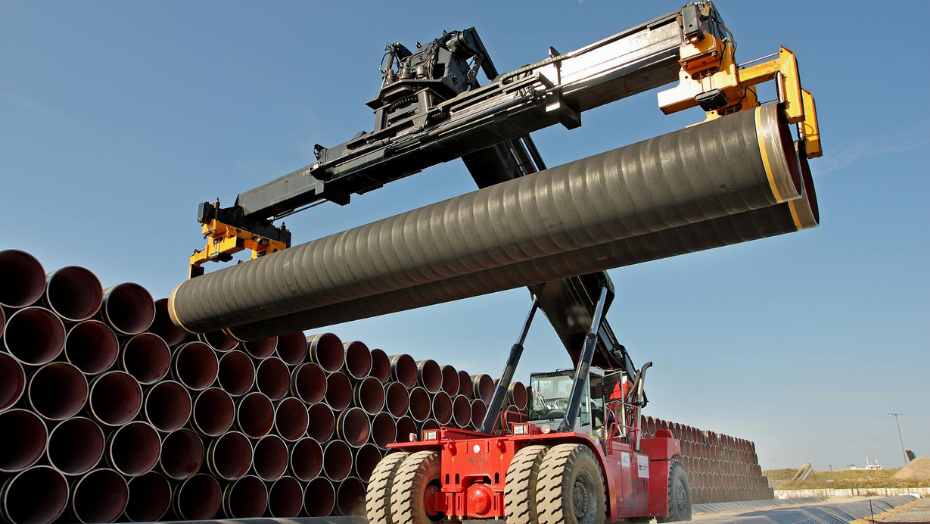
[{"x1": 529, "y1": 367, "x2": 629, "y2": 435}]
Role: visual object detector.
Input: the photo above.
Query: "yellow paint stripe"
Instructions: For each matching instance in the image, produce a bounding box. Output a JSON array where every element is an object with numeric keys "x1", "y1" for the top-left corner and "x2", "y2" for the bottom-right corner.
[
  {"x1": 787, "y1": 200, "x2": 804, "y2": 230},
  {"x1": 755, "y1": 107, "x2": 785, "y2": 203},
  {"x1": 167, "y1": 285, "x2": 195, "y2": 334}
]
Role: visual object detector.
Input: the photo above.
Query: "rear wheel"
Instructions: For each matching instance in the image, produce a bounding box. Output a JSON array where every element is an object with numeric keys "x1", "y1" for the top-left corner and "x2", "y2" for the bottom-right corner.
[
  {"x1": 366, "y1": 451, "x2": 409, "y2": 524},
  {"x1": 535, "y1": 444, "x2": 605, "y2": 524},
  {"x1": 504, "y1": 445, "x2": 548, "y2": 524},
  {"x1": 659, "y1": 460, "x2": 691, "y2": 522},
  {"x1": 390, "y1": 451, "x2": 460, "y2": 524}
]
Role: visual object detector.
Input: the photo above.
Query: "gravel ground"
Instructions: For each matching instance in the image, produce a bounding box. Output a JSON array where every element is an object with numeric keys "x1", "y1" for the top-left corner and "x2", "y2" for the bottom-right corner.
[{"x1": 871, "y1": 496, "x2": 930, "y2": 523}]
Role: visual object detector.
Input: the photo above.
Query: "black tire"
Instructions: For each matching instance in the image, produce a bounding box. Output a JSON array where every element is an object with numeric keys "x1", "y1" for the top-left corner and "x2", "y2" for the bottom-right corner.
[
  {"x1": 390, "y1": 451, "x2": 460, "y2": 524},
  {"x1": 505, "y1": 445, "x2": 548, "y2": 524},
  {"x1": 535, "y1": 444, "x2": 605, "y2": 524},
  {"x1": 659, "y1": 460, "x2": 692, "y2": 522},
  {"x1": 366, "y1": 451, "x2": 409, "y2": 524}
]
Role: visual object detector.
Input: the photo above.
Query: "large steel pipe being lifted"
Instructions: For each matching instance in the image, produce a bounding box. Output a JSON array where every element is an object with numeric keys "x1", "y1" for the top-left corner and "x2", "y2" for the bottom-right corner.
[{"x1": 169, "y1": 106, "x2": 801, "y2": 335}]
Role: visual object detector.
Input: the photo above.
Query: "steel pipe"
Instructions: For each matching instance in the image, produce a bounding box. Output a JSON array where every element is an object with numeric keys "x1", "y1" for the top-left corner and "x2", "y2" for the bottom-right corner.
[
  {"x1": 100, "y1": 283, "x2": 155, "y2": 336},
  {"x1": 337, "y1": 407, "x2": 371, "y2": 448},
  {"x1": 64, "y1": 320, "x2": 119, "y2": 375},
  {"x1": 290, "y1": 362, "x2": 326, "y2": 404},
  {"x1": 384, "y1": 381, "x2": 409, "y2": 418},
  {"x1": 236, "y1": 392, "x2": 275, "y2": 438},
  {"x1": 151, "y1": 298, "x2": 187, "y2": 346},
  {"x1": 303, "y1": 477, "x2": 336, "y2": 517},
  {"x1": 408, "y1": 386, "x2": 430, "y2": 422},
  {"x1": 3, "y1": 307, "x2": 65, "y2": 366},
  {"x1": 290, "y1": 437, "x2": 323, "y2": 481},
  {"x1": 370, "y1": 411, "x2": 396, "y2": 450},
  {"x1": 174, "y1": 474, "x2": 221, "y2": 520},
  {"x1": 144, "y1": 380, "x2": 192, "y2": 432},
  {"x1": 508, "y1": 381, "x2": 528, "y2": 410},
  {"x1": 416, "y1": 359, "x2": 442, "y2": 393},
  {"x1": 369, "y1": 348, "x2": 391, "y2": 383},
  {"x1": 198, "y1": 330, "x2": 238, "y2": 352},
  {"x1": 0, "y1": 465, "x2": 68, "y2": 524},
  {"x1": 0, "y1": 410, "x2": 47, "y2": 472},
  {"x1": 343, "y1": 340, "x2": 372, "y2": 380},
  {"x1": 207, "y1": 431, "x2": 252, "y2": 481},
  {"x1": 28, "y1": 361, "x2": 87, "y2": 420},
  {"x1": 395, "y1": 417, "x2": 417, "y2": 444},
  {"x1": 274, "y1": 397, "x2": 309, "y2": 441},
  {"x1": 125, "y1": 471, "x2": 171, "y2": 522},
  {"x1": 353, "y1": 375, "x2": 385, "y2": 414},
  {"x1": 107, "y1": 421, "x2": 161, "y2": 477},
  {"x1": 46, "y1": 417, "x2": 104, "y2": 475},
  {"x1": 87, "y1": 371, "x2": 142, "y2": 426},
  {"x1": 191, "y1": 388, "x2": 235, "y2": 436},
  {"x1": 389, "y1": 353, "x2": 417, "y2": 388},
  {"x1": 243, "y1": 336, "x2": 277, "y2": 359},
  {"x1": 308, "y1": 332, "x2": 345, "y2": 372},
  {"x1": 256, "y1": 357, "x2": 289, "y2": 400},
  {"x1": 322, "y1": 440, "x2": 352, "y2": 482},
  {"x1": 44, "y1": 266, "x2": 102, "y2": 322},
  {"x1": 70, "y1": 468, "x2": 129, "y2": 523},
  {"x1": 171, "y1": 341, "x2": 218, "y2": 391},
  {"x1": 268, "y1": 476, "x2": 303, "y2": 518},
  {"x1": 440, "y1": 364, "x2": 459, "y2": 396},
  {"x1": 122, "y1": 333, "x2": 170, "y2": 385},
  {"x1": 470, "y1": 399, "x2": 487, "y2": 429},
  {"x1": 216, "y1": 350, "x2": 255, "y2": 397},
  {"x1": 253, "y1": 434, "x2": 289, "y2": 481},
  {"x1": 276, "y1": 331, "x2": 308, "y2": 365},
  {"x1": 325, "y1": 371, "x2": 352, "y2": 410},
  {"x1": 458, "y1": 369, "x2": 472, "y2": 399},
  {"x1": 354, "y1": 443, "x2": 382, "y2": 483},
  {"x1": 452, "y1": 394, "x2": 471, "y2": 428},
  {"x1": 0, "y1": 250, "x2": 45, "y2": 309},
  {"x1": 159, "y1": 428, "x2": 203, "y2": 480},
  {"x1": 472, "y1": 374, "x2": 494, "y2": 404},
  {"x1": 336, "y1": 476, "x2": 366, "y2": 516},
  {"x1": 307, "y1": 402, "x2": 336, "y2": 442},
  {"x1": 222, "y1": 475, "x2": 267, "y2": 518},
  {"x1": 432, "y1": 391, "x2": 453, "y2": 425}
]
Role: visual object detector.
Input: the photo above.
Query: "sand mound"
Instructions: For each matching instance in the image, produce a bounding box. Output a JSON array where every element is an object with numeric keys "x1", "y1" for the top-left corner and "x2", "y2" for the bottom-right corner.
[{"x1": 892, "y1": 456, "x2": 930, "y2": 480}]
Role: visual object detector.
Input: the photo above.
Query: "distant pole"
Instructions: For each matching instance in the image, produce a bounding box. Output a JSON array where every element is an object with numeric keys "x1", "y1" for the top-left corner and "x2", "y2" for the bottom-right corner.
[{"x1": 888, "y1": 413, "x2": 908, "y2": 467}]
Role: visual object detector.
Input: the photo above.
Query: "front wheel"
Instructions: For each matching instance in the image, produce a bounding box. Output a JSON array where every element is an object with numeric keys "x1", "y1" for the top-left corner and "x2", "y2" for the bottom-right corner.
[
  {"x1": 535, "y1": 444, "x2": 605, "y2": 524},
  {"x1": 659, "y1": 460, "x2": 692, "y2": 522}
]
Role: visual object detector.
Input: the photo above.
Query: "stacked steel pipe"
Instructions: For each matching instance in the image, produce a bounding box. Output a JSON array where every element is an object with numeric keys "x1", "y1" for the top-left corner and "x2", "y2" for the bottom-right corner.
[
  {"x1": 640, "y1": 416, "x2": 774, "y2": 503},
  {"x1": 0, "y1": 249, "x2": 527, "y2": 523}
]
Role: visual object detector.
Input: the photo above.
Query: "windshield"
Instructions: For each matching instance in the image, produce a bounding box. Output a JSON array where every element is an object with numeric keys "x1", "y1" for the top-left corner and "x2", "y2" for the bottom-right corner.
[{"x1": 528, "y1": 372, "x2": 589, "y2": 424}]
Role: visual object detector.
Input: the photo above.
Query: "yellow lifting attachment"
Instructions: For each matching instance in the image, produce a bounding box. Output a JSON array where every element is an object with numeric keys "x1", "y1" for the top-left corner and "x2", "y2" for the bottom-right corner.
[{"x1": 188, "y1": 200, "x2": 288, "y2": 279}]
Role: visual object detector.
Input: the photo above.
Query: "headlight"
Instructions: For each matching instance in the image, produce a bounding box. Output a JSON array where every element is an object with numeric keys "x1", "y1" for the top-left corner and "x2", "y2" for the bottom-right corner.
[
  {"x1": 540, "y1": 424, "x2": 552, "y2": 434},
  {"x1": 423, "y1": 429, "x2": 439, "y2": 441},
  {"x1": 513, "y1": 423, "x2": 529, "y2": 435}
]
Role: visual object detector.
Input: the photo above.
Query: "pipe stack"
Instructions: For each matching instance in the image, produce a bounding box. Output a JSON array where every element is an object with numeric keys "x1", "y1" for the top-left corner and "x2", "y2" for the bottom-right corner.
[
  {"x1": 0, "y1": 249, "x2": 527, "y2": 523},
  {"x1": 640, "y1": 416, "x2": 774, "y2": 503}
]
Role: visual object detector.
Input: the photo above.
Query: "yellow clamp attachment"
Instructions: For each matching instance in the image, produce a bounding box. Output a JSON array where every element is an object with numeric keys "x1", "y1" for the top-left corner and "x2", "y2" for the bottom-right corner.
[{"x1": 188, "y1": 219, "x2": 287, "y2": 279}]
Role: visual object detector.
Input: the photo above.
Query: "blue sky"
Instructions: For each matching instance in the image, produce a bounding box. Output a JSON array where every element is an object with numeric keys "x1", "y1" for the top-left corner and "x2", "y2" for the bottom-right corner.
[{"x1": 1, "y1": 1, "x2": 927, "y2": 472}]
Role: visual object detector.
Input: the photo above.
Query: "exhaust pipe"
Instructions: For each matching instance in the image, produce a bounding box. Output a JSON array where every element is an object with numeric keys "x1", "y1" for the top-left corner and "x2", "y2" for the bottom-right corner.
[
  {"x1": 171, "y1": 341, "x2": 218, "y2": 391},
  {"x1": 222, "y1": 475, "x2": 267, "y2": 518},
  {"x1": 275, "y1": 397, "x2": 310, "y2": 442},
  {"x1": 0, "y1": 347, "x2": 23, "y2": 412},
  {"x1": 276, "y1": 331, "x2": 308, "y2": 365},
  {"x1": 3, "y1": 307, "x2": 65, "y2": 366},
  {"x1": 256, "y1": 357, "x2": 289, "y2": 400},
  {"x1": 290, "y1": 362, "x2": 326, "y2": 404},
  {"x1": 408, "y1": 387, "x2": 431, "y2": 422},
  {"x1": 353, "y1": 376, "x2": 385, "y2": 415},
  {"x1": 290, "y1": 437, "x2": 323, "y2": 481},
  {"x1": 268, "y1": 476, "x2": 304, "y2": 518},
  {"x1": 440, "y1": 364, "x2": 459, "y2": 396},
  {"x1": 395, "y1": 417, "x2": 417, "y2": 444},
  {"x1": 370, "y1": 411, "x2": 397, "y2": 449},
  {"x1": 336, "y1": 476, "x2": 366, "y2": 516},
  {"x1": 0, "y1": 409, "x2": 47, "y2": 472},
  {"x1": 28, "y1": 361, "x2": 87, "y2": 420},
  {"x1": 198, "y1": 330, "x2": 238, "y2": 352},
  {"x1": 416, "y1": 359, "x2": 442, "y2": 393},
  {"x1": 174, "y1": 474, "x2": 221, "y2": 520},
  {"x1": 87, "y1": 371, "x2": 143, "y2": 426},
  {"x1": 308, "y1": 332, "x2": 344, "y2": 372},
  {"x1": 0, "y1": 465, "x2": 68, "y2": 524},
  {"x1": 191, "y1": 388, "x2": 235, "y2": 437},
  {"x1": 107, "y1": 421, "x2": 161, "y2": 477},
  {"x1": 70, "y1": 468, "x2": 129, "y2": 523},
  {"x1": 253, "y1": 434, "x2": 288, "y2": 481},
  {"x1": 470, "y1": 399, "x2": 487, "y2": 430},
  {"x1": 124, "y1": 471, "x2": 171, "y2": 522},
  {"x1": 236, "y1": 392, "x2": 275, "y2": 439},
  {"x1": 354, "y1": 443, "x2": 383, "y2": 482},
  {"x1": 207, "y1": 431, "x2": 253, "y2": 481},
  {"x1": 389, "y1": 353, "x2": 417, "y2": 388},
  {"x1": 472, "y1": 374, "x2": 494, "y2": 404},
  {"x1": 44, "y1": 266, "x2": 102, "y2": 322},
  {"x1": 322, "y1": 439, "x2": 353, "y2": 482},
  {"x1": 100, "y1": 283, "x2": 155, "y2": 336},
  {"x1": 243, "y1": 336, "x2": 278, "y2": 360},
  {"x1": 508, "y1": 381, "x2": 527, "y2": 410},
  {"x1": 121, "y1": 333, "x2": 170, "y2": 385},
  {"x1": 384, "y1": 381, "x2": 409, "y2": 418},
  {"x1": 216, "y1": 350, "x2": 255, "y2": 397},
  {"x1": 337, "y1": 407, "x2": 371, "y2": 448},
  {"x1": 325, "y1": 371, "x2": 352, "y2": 411},
  {"x1": 303, "y1": 477, "x2": 336, "y2": 517},
  {"x1": 64, "y1": 320, "x2": 119, "y2": 375},
  {"x1": 432, "y1": 391, "x2": 453, "y2": 425},
  {"x1": 0, "y1": 250, "x2": 45, "y2": 309},
  {"x1": 369, "y1": 348, "x2": 391, "y2": 383},
  {"x1": 452, "y1": 395, "x2": 471, "y2": 428},
  {"x1": 307, "y1": 402, "x2": 336, "y2": 442},
  {"x1": 159, "y1": 428, "x2": 203, "y2": 481},
  {"x1": 46, "y1": 417, "x2": 105, "y2": 475},
  {"x1": 458, "y1": 369, "x2": 472, "y2": 399},
  {"x1": 343, "y1": 340, "x2": 372, "y2": 380},
  {"x1": 151, "y1": 298, "x2": 187, "y2": 346},
  {"x1": 144, "y1": 380, "x2": 191, "y2": 432}
]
